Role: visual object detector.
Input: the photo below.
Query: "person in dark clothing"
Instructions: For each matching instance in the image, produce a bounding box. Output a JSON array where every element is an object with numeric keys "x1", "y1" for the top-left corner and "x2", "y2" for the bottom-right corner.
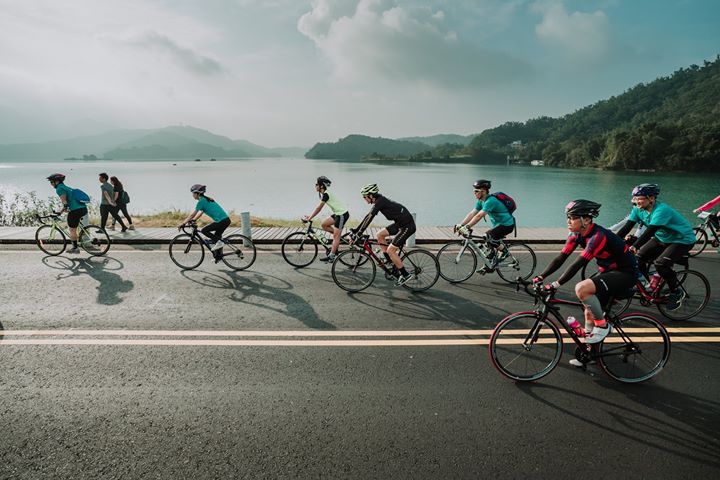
[
  {"x1": 110, "y1": 176, "x2": 134, "y2": 230},
  {"x1": 98, "y1": 173, "x2": 126, "y2": 232}
]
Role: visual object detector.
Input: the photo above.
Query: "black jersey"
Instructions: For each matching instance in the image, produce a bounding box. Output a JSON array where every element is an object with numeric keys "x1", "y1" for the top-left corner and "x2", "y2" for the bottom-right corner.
[
  {"x1": 370, "y1": 195, "x2": 414, "y2": 225},
  {"x1": 562, "y1": 224, "x2": 638, "y2": 273}
]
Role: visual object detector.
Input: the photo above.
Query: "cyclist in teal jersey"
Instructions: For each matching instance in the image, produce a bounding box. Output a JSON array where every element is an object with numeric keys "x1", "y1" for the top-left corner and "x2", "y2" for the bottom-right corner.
[
  {"x1": 47, "y1": 173, "x2": 87, "y2": 254},
  {"x1": 302, "y1": 176, "x2": 350, "y2": 262},
  {"x1": 616, "y1": 183, "x2": 695, "y2": 311},
  {"x1": 454, "y1": 179, "x2": 515, "y2": 270},
  {"x1": 178, "y1": 184, "x2": 231, "y2": 262}
]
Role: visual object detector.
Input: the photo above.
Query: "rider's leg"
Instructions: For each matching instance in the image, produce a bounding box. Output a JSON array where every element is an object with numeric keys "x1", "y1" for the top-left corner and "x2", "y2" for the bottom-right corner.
[
  {"x1": 388, "y1": 225, "x2": 415, "y2": 274},
  {"x1": 575, "y1": 279, "x2": 605, "y2": 332},
  {"x1": 376, "y1": 227, "x2": 393, "y2": 263},
  {"x1": 321, "y1": 216, "x2": 334, "y2": 235},
  {"x1": 654, "y1": 243, "x2": 692, "y2": 291},
  {"x1": 636, "y1": 238, "x2": 664, "y2": 281}
]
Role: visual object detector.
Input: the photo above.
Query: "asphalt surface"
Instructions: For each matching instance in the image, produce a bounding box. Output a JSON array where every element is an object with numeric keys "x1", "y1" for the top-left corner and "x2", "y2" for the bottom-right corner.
[{"x1": 1, "y1": 245, "x2": 719, "y2": 479}]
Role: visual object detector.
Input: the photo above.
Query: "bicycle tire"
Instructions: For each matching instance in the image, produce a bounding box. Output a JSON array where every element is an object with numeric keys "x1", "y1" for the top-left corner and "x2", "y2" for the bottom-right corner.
[
  {"x1": 221, "y1": 234, "x2": 257, "y2": 271},
  {"x1": 599, "y1": 313, "x2": 670, "y2": 383},
  {"x1": 436, "y1": 241, "x2": 477, "y2": 283},
  {"x1": 337, "y1": 246, "x2": 370, "y2": 267},
  {"x1": 496, "y1": 243, "x2": 537, "y2": 283},
  {"x1": 331, "y1": 249, "x2": 376, "y2": 293},
  {"x1": 35, "y1": 225, "x2": 67, "y2": 256},
  {"x1": 281, "y1": 232, "x2": 318, "y2": 268},
  {"x1": 657, "y1": 269, "x2": 710, "y2": 321},
  {"x1": 79, "y1": 224, "x2": 111, "y2": 256},
  {"x1": 401, "y1": 249, "x2": 440, "y2": 292},
  {"x1": 489, "y1": 313, "x2": 563, "y2": 382},
  {"x1": 689, "y1": 227, "x2": 708, "y2": 257},
  {"x1": 169, "y1": 234, "x2": 205, "y2": 270}
]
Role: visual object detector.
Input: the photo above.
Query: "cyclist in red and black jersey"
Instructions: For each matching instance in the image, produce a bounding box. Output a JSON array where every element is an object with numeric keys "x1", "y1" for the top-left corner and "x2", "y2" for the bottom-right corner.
[{"x1": 533, "y1": 200, "x2": 639, "y2": 349}]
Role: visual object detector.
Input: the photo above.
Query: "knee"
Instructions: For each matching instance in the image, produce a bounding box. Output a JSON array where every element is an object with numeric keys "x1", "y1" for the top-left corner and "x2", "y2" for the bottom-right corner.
[{"x1": 575, "y1": 280, "x2": 594, "y2": 299}]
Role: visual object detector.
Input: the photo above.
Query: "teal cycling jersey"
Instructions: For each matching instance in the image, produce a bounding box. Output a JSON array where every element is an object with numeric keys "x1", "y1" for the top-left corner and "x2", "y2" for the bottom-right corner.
[
  {"x1": 196, "y1": 196, "x2": 229, "y2": 222},
  {"x1": 55, "y1": 183, "x2": 85, "y2": 211},
  {"x1": 628, "y1": 202, "x2": 694, "y2": 245},
  {"x1": 475, "y1": 195, "x2": 514, "y2": 227}
]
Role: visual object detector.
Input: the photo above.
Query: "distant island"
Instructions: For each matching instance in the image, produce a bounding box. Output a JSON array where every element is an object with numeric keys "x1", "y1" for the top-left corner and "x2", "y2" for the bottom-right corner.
[{"x1": 63, "y1": 154, "x2": 111, "y2": 161}]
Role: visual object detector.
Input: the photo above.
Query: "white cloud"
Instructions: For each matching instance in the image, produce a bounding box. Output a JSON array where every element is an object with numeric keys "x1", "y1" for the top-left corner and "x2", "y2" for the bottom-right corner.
[{"x1": 533, "y1": 1, "x2": 610, "y2": 60}]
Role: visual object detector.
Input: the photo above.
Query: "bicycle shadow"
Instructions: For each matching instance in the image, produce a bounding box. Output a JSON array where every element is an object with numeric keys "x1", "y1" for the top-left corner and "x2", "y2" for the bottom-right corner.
[
  {"x1": 515, "y1": 382, "x2": 720, "y2": 470},
  {"x1": 0, "y1": 319, "x2": 4, "y2": 341},
  {"x1": 179, "y1": 269, "x2": 336, "y2": 330},
  {"x1": 41, "y1": 255, "x2": 134, "y2": 306}
]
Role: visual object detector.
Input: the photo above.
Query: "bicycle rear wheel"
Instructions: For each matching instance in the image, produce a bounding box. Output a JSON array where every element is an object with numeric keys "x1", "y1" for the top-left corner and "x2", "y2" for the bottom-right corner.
[
  {"x1": 281, "y1": 232, "x2": 318, "y2": 268},
  {"x1": 401, "y1": 249, "x2": 440, "y2": 292},
  {"x1": 657, "y1": 269, "x2": 710, "y2": 321},
  {"x1": 221, "y1": 234, "x2": 257, "y2": 271},
  {"x1": 79, "y1": 224, "x2": 111, "y2": 256},
  {"x1": 689, "y1": 227, "x2": 708, "y2": 257},
  {"x1": 489, "y1": 313, "x2": 563, "y2": 382},
  {"x1": 599, "y1": 313, "x2": 670, "y2": 383},
  {"x1": 436, "y1": 241, "x2": 477, "y2": 283},
  {"x1": 35, "y1": 225, "x2": 67, "y2": 256},
  {"x1": 331, "y1": 250, "x2": 376, "y2": 292},
  {"x1": 496, "y1": 243, "x2": 537, "y2": 283},
  {"x1": 169, "y1": 234, "x2": 205, "y2": 270}
]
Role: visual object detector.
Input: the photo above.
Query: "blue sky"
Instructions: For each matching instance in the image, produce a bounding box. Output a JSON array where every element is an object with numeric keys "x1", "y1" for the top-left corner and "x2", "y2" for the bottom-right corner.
[{"x1": 0, "y1": 0, "x2": 718, "y2": 146}]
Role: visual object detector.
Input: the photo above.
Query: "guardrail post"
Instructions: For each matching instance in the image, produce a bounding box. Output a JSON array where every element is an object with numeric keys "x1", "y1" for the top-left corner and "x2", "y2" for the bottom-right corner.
[
  {"x1": 241, "y1": 211, "x2": 252, "y2": 246},
  {"x1": 408, "y1": 212, "x2": 417, "y2": 247}
]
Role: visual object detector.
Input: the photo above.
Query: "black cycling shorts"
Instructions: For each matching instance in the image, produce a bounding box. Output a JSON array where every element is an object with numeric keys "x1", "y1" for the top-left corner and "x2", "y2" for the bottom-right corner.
[
  {"x1": 332, "y1": 212, "x2": 349, "y2": 230},
  {"x1": 486, "y1": 224, "x2": 515, "y2": 244},
  {"x1": 387, "y1": 222, "x2": 416, "y2": 248},
  {"x1": 67, "y1": 208, "x2": 88, "y2": 228},
  {"x1": 591, "y1": 270, "x2": 637, "y2": 307}
]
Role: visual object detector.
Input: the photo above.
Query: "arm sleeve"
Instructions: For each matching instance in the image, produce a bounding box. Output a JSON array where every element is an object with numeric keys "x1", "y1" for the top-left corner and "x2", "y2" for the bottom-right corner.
[
  {"x1": 538, "y1": 253, "x2": 570, "y2": 279},
  {"x1": 556, "y1": 255, "x2": 591, "y2": 285},
  {"x1": 615, "y1": 220, "x2": 637, "y2": 239},
  {"x1": 697, "y1": 195, "x2": 720, "y2": 212},
  {"x1": 355, "y1": 210, "x2": 376, "y2": 234},
  {"x1": 632, "y1": 224, "x2": 659, "y2": 249}
]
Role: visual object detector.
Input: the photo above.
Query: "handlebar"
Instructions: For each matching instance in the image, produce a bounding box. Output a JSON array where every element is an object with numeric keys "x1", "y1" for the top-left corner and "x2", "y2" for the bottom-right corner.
[{"x1": 516, "y1": 277, "x2": 555, "y2": 305}]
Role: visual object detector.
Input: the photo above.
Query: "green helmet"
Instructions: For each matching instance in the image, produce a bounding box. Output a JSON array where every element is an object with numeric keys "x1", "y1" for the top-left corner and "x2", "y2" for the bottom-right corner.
[{"x1": 360, "y1": 183, "x2": 379, "y2": 196}]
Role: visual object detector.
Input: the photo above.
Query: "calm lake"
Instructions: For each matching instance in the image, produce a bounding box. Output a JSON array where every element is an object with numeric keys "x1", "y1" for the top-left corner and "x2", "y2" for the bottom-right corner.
[{"x1": 1, "y1": 158, "x2": 718, "y2": 227}]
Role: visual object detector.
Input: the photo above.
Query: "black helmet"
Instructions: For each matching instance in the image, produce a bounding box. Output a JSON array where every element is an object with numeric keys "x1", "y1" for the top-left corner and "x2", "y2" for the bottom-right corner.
[
  {"x1": 473, "y1": 179, "x2": 491, "y2": 190},
  {"x1": 632, "y1": 183, "x2": 660, "y2": 197},
  {"x1": 565, "y1": 199, "x2": 601, "y2": 218},
  {"x1": 47, "y1": 173, "x2": 65, "y2": 182},
  {"x1": 190, "y1": 184, "x2": 206, "y2": 194},
  {"x1": 316, "y1": 176, "x2": 331, "y2": 188}
]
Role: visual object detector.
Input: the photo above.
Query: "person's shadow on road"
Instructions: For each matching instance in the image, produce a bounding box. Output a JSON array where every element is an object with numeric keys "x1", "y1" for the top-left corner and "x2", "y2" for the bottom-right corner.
[{"x1": 42, "y1": 255, "x2": 134, "y2": 306}]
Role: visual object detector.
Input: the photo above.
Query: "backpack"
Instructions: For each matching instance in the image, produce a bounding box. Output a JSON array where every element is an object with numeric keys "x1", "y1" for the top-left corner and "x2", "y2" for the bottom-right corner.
[
  {"x1": 490, "y1": 192, "x2": 516, "y2": 214},
  {"x1": 72, "y1": 188, "x2": 91, "y2": 204},
  {"x1": 121, "y1": 190, "x2": 130, "y2": 204}
]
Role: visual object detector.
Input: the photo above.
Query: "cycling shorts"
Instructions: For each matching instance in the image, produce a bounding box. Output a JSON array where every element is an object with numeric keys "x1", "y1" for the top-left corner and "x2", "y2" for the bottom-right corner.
[
  {"x1": 590, "y1": 270, "x2": 636, "y2": 307},
  {"x1": 486, "y1": 224, "x2": 515, "y2": 244},
  {"x1": 387, "y1": 222, "x2": 416, "y2": 247},
  {"x1": 67, "y1": 208, "x2": 88, "y2": 228},
  {"x1": 332, "y1": 212, "x2": 349, "y2": 230}
]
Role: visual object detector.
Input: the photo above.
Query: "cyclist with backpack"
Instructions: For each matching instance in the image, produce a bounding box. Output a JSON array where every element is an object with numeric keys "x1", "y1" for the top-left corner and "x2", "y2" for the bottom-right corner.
[
  {"x1": 302, "y1": 176, "x2": 349, "y2": 263},
  {"x1": 47, "y1": 173, "x2": 88, "y2": 254},
  {"x1": 178, "y1": 184, "x2": 231, "y2": 262},
  {"x1": 454, "y1": 179, "x2": 515, "y2": 271}
]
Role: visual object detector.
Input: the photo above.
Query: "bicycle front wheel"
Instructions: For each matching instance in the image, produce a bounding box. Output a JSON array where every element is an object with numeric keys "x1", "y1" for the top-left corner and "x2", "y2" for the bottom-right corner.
[
  {"x1": 599, "y1": 313, "x2": 670, "y2": 383},
  {"x1": 689, "y1": 227, "x2": 708, "y2": 257},
  {"x1": 281, "y1": 232, "x2": 318, "y2": 268},
  {"x1": 657, "y1": 269, "x2": 710, "y2": 321},
  {"x1": 79, "y1": 225, "x2": 111, "y2": 256},
  {"x1": 489, "y1": 313, "x2": 563, "y2": 382},
  {"x1": 169, "y1": 234, "x2": 205, "y2": 270},
  {"x1": 35, "y1": 225, "x2": 67, "y2": 256},
  {"x1": 221, "y1": 234, "x2": 257, "y2": 271},
  {"x1": 401, "y1": 249, "x2": 440, "y2": 292},
  {"x1": 436, "y1": 241, "x2": 477, "y2": 283},
  {"x1": 331, "y1": 250, "x2": 376, "y2": 292},
  {"x1": 496, "y1": 243, "x2": 537, "y2": 283}
]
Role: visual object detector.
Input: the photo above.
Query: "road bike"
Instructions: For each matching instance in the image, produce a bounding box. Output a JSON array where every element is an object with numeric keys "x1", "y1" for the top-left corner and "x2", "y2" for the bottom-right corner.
[
  {"x1": 690, "y1": 211, "x2": 720, "y2": 256},
  {"x1": 281, "y1": 219, "x2": 363, "y2": 268},
  {"x1": 169, "y1": 220, "x2": 257, "y2": 271},
  {"x1": 436, "y1": 227, "x2": 536, "y2": 284},
  {"x1": 331, "y1": 234, "x2": 440, "y2": 293},
  {"x1": 35, "y1": 212, "x2": 111, "y2": 256},
  {"x1": 489, "y1": 278, "x2": 670, "y2": 383}
]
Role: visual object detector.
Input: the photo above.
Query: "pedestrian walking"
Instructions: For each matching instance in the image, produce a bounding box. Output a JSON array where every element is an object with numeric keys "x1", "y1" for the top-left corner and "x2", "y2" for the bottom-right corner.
[
  {"x1": 99, "y1": 172, "x2": 127, "y2": 232},
  {"x1": 110, "y1": 176, "x2": 135, "y2": 230}
]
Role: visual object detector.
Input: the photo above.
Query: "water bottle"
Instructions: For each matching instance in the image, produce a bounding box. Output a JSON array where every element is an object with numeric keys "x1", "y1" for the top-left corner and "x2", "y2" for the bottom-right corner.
[
  {"x1": 649, "y1": 273, "x2": 662, "y2": 292},
  {"x1": 567, "y1": 316, "x2": 585, "y2": 337}
]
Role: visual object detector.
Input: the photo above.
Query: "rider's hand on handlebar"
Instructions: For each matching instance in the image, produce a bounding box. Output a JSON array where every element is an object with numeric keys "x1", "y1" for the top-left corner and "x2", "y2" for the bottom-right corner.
[
  {"x1": 531, "y1": 275, "x2": 543, "y2": 285},
  {"x1": 302, "y1": 216, "x2": 310, "y2": 223}
]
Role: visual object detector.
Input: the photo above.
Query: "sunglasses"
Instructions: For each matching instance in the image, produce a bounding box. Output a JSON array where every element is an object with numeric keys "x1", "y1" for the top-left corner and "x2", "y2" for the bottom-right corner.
[
  {"x1": 566, "y1": 215, "x2": 581, "y2": 221},
  {"x1": 473, "y1": 189, "x2": 483, "y2": 193}
]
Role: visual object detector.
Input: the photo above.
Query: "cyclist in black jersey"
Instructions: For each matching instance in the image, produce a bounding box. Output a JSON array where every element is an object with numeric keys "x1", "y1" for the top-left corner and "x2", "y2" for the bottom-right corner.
[
  {"x1": 532, "y1": 200, "x2": 639, "y2": 351},
  {"x1": 352, "y1": 183, "x2": 416, "y2": 286}
]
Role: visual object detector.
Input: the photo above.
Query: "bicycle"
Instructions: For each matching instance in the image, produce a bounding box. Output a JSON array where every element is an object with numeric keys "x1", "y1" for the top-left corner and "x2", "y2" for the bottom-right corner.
[
  {"x1": 169, "y1": 220, "x2": 257, "y2": 271},
  {"x1": 489, "y1": 278, "x2": 670, "y2": 383},
  {"x1": 281, "y1": 219, "x2": 363, "y2": 268},
  {"x1": 436, "y1": 227, "x2": 536, "y2": 284},
  {"x1": 330, "y1": 234, "x2": 440, "y2": 293},
  {"x1": 690, "y1": 211, "x2": 720, "y2": 256},
  {"x1": 35, "y1": 212, "x2": 111, "y2": 256}
]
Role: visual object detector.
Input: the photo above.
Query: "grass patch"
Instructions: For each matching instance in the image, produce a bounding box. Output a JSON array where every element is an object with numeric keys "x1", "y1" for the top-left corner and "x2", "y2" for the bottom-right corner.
[{"x1": 124, "y1": 210, "x2": 367, "y2": 228}]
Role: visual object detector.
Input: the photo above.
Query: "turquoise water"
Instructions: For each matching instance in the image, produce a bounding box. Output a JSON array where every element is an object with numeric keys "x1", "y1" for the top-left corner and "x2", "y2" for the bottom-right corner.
[{"x1": 0, "y1": 158, "x2": 717, "y2": 226}]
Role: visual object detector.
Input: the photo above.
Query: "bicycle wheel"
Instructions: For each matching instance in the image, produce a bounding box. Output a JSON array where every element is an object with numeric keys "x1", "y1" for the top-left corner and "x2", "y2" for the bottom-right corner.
[
  {"x1": 331, "y1": 250, "x2": 376, "y2": 292},
  {"x1": 221, "y1": 234, "x2": 257, "y2": 271},
  {"x1": 78, "y1": 224, "x2": 111, "y2": 256},
  {"x1": 657, "y1": 269, "x2": 710, "y2": 321},
  {"x1": 436, "y1": 241, "x2": 477, "y2": 283},
  {"x1": 489, "y1": 313, "x2": 563, "y2": 382},
  {"x1": 35, "y1": 225, "x2": 67, "y2": 256},
  {"x1": 401, "y1": 249, "x2": 440, "y2": 292},
  {"x1": 281, "y1": 232, "x2": 318, "y2": 268},
  {"x1": 496, "y1": 243, "x2": 537, "y2": 283},
  {"x1": 169, "y1": 234, "x2": 205, "y2": 270},
  {"x1": 337, "y1": 245, "x2": 369, "y2": 267},
  {"x1": 599, "y1": 313, "x2": 670, "y2": 383},
  {"x1": 689, "y1": 227, "x2": 708, "y2": 256}
]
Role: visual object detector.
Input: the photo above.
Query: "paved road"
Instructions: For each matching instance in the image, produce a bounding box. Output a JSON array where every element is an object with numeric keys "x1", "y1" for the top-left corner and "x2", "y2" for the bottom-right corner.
[{"x1": 1, "y1": 246, "x2": 719, "y2": 479}]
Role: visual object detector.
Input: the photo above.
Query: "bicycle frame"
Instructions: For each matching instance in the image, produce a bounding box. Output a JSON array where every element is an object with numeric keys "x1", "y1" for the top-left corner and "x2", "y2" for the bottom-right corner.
[
  {"x1": 302, "y1": 220, "x2": 354, "y2": 251},
  {"x1": 697, "y1": 215, "x2": 719, "y2": 241},
  {"x1": 355, "y1": 235, "x2": 401, "y2": 276},
  {"x1": 38, "y1": 214, "x2": 89, "y2": 239},
  {"x1": 180, "y1": 221, "x2": 235, "y2": 258}
]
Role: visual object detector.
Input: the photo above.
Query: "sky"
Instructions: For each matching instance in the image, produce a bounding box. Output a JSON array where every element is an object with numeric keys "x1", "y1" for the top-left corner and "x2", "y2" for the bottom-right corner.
[{"x1": 0, "y1": 0, "x2": 718, "y2": 147}]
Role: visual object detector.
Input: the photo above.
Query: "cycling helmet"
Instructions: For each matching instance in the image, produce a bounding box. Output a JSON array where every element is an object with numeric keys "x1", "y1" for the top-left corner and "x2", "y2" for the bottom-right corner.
[
  {"x1": 316, "y1": 176, "x2": 331, "y2": 188},
  {"x1": 565, "y1": 199, "x2": 601, "y2": 218},
  {"x1": 473, "y1": 179, "x2": 491, "y2": 190},
  {"x1": 632, "y1": 183, "x2": 660, "y2": 197},
  {"x1": 190, "y1": 184, "x2": 206, "y2": 194},
  {"x1": 46, "y1": 173, "x2": 66, "y2": 182},
  {"x1": 360, "y1": 183, "x2": 379, "y2": 196}
]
